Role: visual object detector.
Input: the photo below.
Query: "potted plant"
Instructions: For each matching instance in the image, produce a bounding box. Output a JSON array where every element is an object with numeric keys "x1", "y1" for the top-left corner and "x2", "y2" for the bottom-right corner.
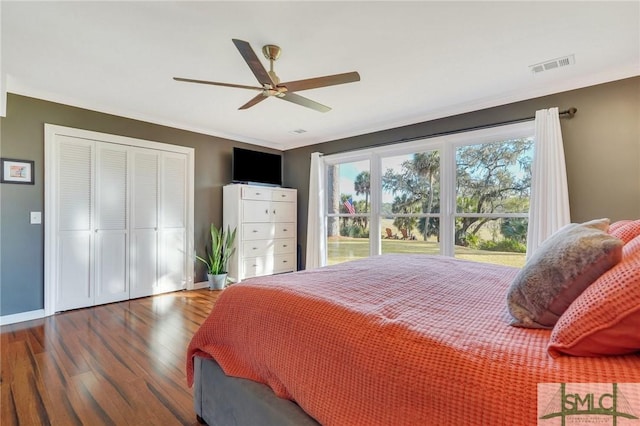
[{"x1": 196, "y1": 224, "x2": 237, "y2": 290}]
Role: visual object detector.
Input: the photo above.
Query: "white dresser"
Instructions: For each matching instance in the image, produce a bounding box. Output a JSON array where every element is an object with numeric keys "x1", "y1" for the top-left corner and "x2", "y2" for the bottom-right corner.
[{"x1": 223, "y1": 184, "x2": 297, "y2": 282}]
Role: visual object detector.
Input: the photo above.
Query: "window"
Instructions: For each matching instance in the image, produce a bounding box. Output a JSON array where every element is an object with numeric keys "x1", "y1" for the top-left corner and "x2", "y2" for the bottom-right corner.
[
  {"x1": 380, "y1": 149, "x2": 441, "y2": 255},
  {"x1": 453, "y1": 138, "x2": 533, "y2": 266},
  {"x1": 326, "y1": 159, "x2": 371, "y2": 265},
  {"x1": 323, "y1": 122, "x2": 534, "y2": 267}
]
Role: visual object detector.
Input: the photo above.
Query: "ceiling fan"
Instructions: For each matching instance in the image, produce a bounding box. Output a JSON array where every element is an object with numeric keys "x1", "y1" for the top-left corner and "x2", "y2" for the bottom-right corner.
[{"x1": 173, "y1": 39, "x2": 360, "y2": 113}]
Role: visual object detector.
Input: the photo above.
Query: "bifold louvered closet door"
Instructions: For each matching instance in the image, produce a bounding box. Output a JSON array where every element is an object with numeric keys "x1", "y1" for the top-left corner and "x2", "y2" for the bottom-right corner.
[
  {"x1": 129, "y1": 149, "x2": 189, "y2": 299},
  {"x1": 45, "y1": 125, "x2": 194, "y2": 314}
]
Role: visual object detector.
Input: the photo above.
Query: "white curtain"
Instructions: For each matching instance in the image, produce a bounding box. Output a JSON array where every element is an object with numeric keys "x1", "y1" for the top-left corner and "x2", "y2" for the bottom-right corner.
[
  {"x1": 305, "y1": 152, "x2": 326, "y2": 269},
  {"x1": 526, "y1": 107, "x2": 571, "y2": 259}
]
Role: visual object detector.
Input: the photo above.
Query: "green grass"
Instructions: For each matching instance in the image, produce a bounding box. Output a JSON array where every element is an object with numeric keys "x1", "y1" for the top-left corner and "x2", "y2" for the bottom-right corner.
[{"x1": 327, "y1": 237, "x2": 525, "y2": 268}]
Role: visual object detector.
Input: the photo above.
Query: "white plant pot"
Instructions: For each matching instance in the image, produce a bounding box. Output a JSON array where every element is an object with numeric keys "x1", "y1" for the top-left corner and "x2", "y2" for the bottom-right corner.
[{"x1": 207, "y1": 273, "x2": 227, "y2": 290}]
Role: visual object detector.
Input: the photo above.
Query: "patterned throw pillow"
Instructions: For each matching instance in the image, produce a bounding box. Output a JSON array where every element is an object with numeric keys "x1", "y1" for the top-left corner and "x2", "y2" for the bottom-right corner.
[
  {"x1": 507, "y1": 218, "x2": 623, "y2": 329},
  {"x1": 548, "y1": 235, "x2": 640, "y2": 357}
]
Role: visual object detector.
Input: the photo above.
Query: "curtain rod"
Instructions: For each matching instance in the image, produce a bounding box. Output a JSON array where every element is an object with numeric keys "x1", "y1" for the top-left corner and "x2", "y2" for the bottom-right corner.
[
  {"x1": 357, "y1": 107, "x2": 578, "y2": 149},
  {"x1": 436, "y1": 107, "x2": 577, "y2": 136}
]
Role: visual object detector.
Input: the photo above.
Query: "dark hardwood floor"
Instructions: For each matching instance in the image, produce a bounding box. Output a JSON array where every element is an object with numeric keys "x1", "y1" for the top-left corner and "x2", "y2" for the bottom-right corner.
[{"x1": 1, "y1": 289, "x2": 221, "y2": 425}]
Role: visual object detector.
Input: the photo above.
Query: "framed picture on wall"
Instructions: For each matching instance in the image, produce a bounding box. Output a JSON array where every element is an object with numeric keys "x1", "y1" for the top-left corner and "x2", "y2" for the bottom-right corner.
[{"x1": 1, "y1": 158, "x2": 35, "y2": 184}]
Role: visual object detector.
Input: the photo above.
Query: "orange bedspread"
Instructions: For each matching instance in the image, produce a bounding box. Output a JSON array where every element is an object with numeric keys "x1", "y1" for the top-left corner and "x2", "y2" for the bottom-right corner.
[{"x1": 186, "y1": 254, "x2": 640, "y2": 425}]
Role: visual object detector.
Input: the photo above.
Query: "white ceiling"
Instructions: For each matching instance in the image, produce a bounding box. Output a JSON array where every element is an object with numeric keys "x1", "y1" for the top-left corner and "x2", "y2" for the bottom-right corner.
[{"x1": 2, "y1": 1, "x2": 639, "y2": 150}]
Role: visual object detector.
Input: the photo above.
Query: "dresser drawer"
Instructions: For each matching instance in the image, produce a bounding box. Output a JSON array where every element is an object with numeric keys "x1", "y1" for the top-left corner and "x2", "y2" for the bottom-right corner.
[
  {"x1": 274, "y1": 254, "x2": 296, "y2": 273},
  {"x1": 274, "y1": 238, "x2": 295, "y2": 254},
  {"x1": 241, "y1": 239, "x2": 275, "y2": 257},
  {"x1": 271, "y1": 189, "x2": 295, "y2": 203},
  {"x1": 242, "y1": 223, "x2": 275, "y2": 240},
  {"x1": 241, "y1": 187, "x2": 272, "y2": 201},
  {"x1": 241, "y1": 253, "x2": 296, "y2": 277},
  {"x1": 274, "y1": 223, "x2": 295, "y2": 238},
  {"x1": 242, "y1": 256, "x2": 275, "y2": 278}
]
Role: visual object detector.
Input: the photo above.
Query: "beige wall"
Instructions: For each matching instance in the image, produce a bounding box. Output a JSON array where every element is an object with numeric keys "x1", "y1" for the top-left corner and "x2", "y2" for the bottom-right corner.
[{"x1": 286, "y1": 77, "x2": 640, "y2": 267}]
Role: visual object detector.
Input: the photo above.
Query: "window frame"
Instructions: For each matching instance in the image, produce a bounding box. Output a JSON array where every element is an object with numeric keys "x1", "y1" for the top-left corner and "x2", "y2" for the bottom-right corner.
[{"x1": 322, "y1": 121, "x2": 535, "y2": 263}]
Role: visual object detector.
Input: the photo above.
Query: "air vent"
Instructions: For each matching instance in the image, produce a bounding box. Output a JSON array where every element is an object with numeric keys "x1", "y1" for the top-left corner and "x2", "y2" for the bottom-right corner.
[{"x1": 530, "y1": 55, "x2": 575, "y2": 74}]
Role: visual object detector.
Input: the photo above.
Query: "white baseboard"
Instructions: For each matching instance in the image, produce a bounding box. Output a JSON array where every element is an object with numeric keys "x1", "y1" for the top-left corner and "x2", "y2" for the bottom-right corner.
[
  {"x1": 0, "y1": 309, "x2": 46, "y2": 326},
  {"x1": 193, "y1": 281, "x2": 210, "y2": 290}
]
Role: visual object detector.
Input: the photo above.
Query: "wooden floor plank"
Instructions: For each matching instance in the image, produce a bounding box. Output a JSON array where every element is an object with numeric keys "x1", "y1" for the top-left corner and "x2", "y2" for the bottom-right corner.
[
  {"x1": 0, "y1": 383, "x2": 19, "y2": 426},
  {"x1": 5, "y1": 340, "x2": 50, "y2": 425},
  {"x1": 0, "y1": 289, "x2": 220, "y2": 425},
  {"x1": 30, "y1": 362, "x2": 80, "y2": 426}
]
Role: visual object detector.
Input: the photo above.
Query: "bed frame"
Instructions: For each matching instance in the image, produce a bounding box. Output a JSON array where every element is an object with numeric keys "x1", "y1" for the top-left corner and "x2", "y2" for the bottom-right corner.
[{"x1": 193, "y1": 356, "x2": 319, "y2": 425}]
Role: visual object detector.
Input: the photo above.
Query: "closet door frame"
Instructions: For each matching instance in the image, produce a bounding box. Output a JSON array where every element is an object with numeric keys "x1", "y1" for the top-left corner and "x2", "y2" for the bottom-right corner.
[{"x1": 44, "y1": 124, "x2": 195, "y2": 317}]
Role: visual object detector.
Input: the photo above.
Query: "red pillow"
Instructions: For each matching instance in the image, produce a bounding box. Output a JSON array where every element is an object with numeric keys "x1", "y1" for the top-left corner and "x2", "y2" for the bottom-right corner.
[
  {"x1": 608, "y1": 220, "x2": 631, "y2": 233},
  {"x1": 609, "y1": 219, "x2": 640, "y2": 244},
  {"x1": 624, "y1": 234, "x2": 640, "y2": 257},
  {"x1": 548, "y1": 236, "x2": 640, "y2": 357}
]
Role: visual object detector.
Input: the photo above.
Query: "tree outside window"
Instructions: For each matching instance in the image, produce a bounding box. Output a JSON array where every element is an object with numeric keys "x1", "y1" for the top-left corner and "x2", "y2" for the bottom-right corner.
[{"x1": 324, "y1": 123, "x2": 534, "y2": 267}]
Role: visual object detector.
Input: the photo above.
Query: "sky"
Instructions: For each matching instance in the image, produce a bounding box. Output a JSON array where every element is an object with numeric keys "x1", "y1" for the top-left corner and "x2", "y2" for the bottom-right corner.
[{"x1": 338, "y1": 155, "x2": 411, "y2": 204}]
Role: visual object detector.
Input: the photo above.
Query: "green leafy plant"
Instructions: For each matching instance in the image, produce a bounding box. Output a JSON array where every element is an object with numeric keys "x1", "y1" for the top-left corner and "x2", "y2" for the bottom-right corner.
[{"x1": 196, "y1": 224, "x2": 237, "y2": 275}]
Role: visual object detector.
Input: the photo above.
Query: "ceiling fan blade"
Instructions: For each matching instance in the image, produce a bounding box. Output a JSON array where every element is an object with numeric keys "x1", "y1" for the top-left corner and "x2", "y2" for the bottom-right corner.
[
  {"x1": 173, "y1": 77, "x2": 263, "y2": 91},
  {"x1": 232, "y1": 39, "x2": 276, "y2": 87},
  {"x1": 239, "y1": 93, "x2": 268, "y2": 110},
  {"x1": 280, "y1": 71, "x2": 360, "y2": 93},
  {"x1": 279, "y1": 92, "x2": 331, "y2": 113}
]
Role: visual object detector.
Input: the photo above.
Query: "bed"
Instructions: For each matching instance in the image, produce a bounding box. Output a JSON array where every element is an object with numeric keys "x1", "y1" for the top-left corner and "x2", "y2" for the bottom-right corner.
[{"x1": 187, "y1": 219, "x2": 640, "y2": 425}]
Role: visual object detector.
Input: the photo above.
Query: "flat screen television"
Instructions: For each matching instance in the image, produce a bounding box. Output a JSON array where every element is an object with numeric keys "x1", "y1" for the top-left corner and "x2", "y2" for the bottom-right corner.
[{"x1": 232, "y1": 147, "x2": 283, "y2": 187}]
